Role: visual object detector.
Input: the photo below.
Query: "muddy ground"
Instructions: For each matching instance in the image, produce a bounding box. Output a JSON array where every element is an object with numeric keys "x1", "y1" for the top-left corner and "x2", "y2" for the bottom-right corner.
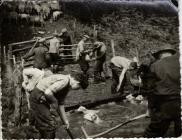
[{"x1": 1, "y1": 1, "x2": 179, "y2": 138}]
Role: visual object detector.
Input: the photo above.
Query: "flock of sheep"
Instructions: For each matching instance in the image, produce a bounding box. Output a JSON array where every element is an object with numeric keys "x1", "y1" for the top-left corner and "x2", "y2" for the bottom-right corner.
[{"x1": 3, "y1": 0, "x2": 63, "y2": 26}]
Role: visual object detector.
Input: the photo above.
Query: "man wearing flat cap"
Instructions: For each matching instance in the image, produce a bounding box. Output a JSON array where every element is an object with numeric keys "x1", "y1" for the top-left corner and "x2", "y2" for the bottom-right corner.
[
  {"x1": 76, "y1": 34, "x2": 90, "y2": 74},
  {"x1": 138, "y1": 48, "x2": 181, "y2": 137}
]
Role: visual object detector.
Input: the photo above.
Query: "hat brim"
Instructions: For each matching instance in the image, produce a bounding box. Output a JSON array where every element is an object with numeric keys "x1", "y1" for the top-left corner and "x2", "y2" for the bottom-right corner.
[{"x1": 152, "y1": 49, "x2": 176, "y2": 58}]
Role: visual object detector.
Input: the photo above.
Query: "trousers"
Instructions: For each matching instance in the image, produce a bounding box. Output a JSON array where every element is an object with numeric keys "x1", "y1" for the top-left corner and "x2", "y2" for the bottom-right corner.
[{"x1": 144, "y1": 94, "x2": 181, "y2": 137}]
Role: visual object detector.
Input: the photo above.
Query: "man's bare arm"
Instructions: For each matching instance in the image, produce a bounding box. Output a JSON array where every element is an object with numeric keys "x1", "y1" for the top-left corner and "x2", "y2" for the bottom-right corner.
[{"x1": 117, "y1": 68, "x2": 127, "y2": 92}]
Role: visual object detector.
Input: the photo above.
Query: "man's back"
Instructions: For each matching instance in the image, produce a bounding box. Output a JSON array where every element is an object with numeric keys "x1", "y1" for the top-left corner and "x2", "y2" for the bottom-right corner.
[
  {"x1": 62, "y1": 34, "x2": 71, "y2": 45},
  {"x1": 150, "y1": 53, "x2": 180, "y2": 96},
  {"x1": 34, "y1": 47, "x2": 49, "y2": 69},
  {"x1": 110, "y1": 56, "x2": 131, "y2": 69}
]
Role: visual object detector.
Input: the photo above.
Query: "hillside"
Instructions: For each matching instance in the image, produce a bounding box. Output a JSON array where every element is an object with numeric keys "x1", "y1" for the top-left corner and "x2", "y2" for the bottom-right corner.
[{"x1": 1, "y1": 1, "x2": 179, "y2": 138}]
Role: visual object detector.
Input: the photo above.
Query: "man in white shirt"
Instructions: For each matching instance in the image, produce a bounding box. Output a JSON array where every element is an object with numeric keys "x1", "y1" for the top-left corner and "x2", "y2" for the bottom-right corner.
[
  {"x1": 109, "y1": 56, "x2": 138, "y2": 95},
  {"x1": 76, "y1": 35, "x2": 90, "y2": 74},
  {"x1": 49, "y1": 31, "x2": 60, "y2": 73},
  {"x1": 22, "y1": 68, "x2": 89, "y2": 138}
]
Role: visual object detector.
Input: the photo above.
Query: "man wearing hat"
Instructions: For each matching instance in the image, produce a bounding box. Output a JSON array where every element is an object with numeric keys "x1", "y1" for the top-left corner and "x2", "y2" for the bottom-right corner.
[
  {"x1": 151, "y1": 47, "x2": 176, "y2": 60},
  {"x1": 76, "y1": 34, "x2": 90, "y2": 74},
  {"x1": 138, "y1": 48, "x2": 181, "y2": 137},
  {"x1": 59, "y1": 28, "x2": 73, "y2": 59},
  {"x1": 22, "y1": 68, "x2": 89, "y2": 138},
  {"x1": 91, "y1": 41, "x2": 107, "y2": 83},
  {"x1": 23, "y1": 39, "x2": 50, "y2": 70},
  {"x1": 49, "y1": 31, "x2": 61, "y2": 73},
  {"x1": 109, "y1": 56, "x2": 139, "y2": 95}
]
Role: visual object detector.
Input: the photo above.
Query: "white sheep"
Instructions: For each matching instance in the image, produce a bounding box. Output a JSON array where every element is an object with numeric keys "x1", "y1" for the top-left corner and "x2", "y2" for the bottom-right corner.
[
  {"x1": 53, "y1": 11, "x2": 63, "y2": 21},
  {"x1": 22, "y1": 68, "x2": 44, "y2": 92},
  {"x1": 19, "y1": 13, "x2": 30, "y2": 23},
  {"x1": 77, "y1": 106, "x2": 103, "y2": 124}
]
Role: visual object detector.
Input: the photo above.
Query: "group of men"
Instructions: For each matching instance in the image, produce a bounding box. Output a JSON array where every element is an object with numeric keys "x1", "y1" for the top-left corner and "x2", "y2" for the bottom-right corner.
[
  {"x1": 22, "y1": 28, "x2": 181, "y2": 138},
  {"x1": 110, "y1": 47, "x2": 181, "y2": 137},
  {"x1": 76, "y1": 34, "x2": 107, "y2": 83},
  {"x1": 23, "y1": 28, "x2": 72, "y2": 73},
  {"x1": 23, "y1": 30, "x2": 108, "y2": 84}
]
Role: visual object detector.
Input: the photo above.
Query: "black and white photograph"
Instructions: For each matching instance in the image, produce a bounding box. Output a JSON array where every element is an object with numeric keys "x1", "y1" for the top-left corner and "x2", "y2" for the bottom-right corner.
[{"x1": 0, "y1": 0, "x2": 181, "y2": 139}]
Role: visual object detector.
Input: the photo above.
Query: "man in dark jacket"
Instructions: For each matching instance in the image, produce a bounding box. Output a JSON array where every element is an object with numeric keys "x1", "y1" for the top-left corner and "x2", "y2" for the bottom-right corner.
[
  {"x1": 60, "y1": 28, "x2": 72, "y2": 56},
  {"x1": 140, "y1": 49, "x2": 181, "y2": 137},
  {"x1": 23, "y1": 41, "x2": 50, "y2": 70},
  {"x1": 91, "y1": 41, "x2": 107, "y2": 83}
]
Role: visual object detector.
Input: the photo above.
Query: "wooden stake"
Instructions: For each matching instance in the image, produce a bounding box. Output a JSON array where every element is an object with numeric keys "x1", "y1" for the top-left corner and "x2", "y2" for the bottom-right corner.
[
  {"x1": 3, "y1": 46, "x2": 6, "y2": 58},
  {"x1": 93, "y1": 25, "x2": 97, "y2": 39},
  {"x1": 81, "y1": 126, "x2": 89, "y2": 138},
  {"x1": 111, "y1": 39, "x2": 116, "y2": 57},
  {"x1": 13, "y1": 55, "x2": 16, "y2": 65}
]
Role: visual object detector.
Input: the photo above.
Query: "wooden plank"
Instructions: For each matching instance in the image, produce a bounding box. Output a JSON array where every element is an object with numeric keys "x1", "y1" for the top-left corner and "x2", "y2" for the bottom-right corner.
[
  {"x1": 59, "y1": 55, "x2": 76, "y2": 57},
  {"x1": 8, "y1": 39, "x2": 36, "y2": 47},
  {"x1": 65, "y1": 95, "x2": 125, "y2": 111},
  {"x1": 12, "y1": 46, "x2": 32, "y2": 53},
  {"x1": 8, "y1": 36, "x2": 53, "y2": 47},
  {"x1": 59, "y1": 48, "x2": 76, "y2": 50},
  {"x1": 3, "y1": 46, "x2": 6, "y2": 58}
]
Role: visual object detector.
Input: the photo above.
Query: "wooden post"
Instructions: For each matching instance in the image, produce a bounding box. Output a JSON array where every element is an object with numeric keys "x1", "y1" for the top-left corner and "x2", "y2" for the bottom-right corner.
[
  {"x1": 13, "y1": 55, "x2": 16, "y2": 65},
  {"x1": 111, "y1": 40, "x2": 116, "y2": 57},
  {"x1": 3, "y1": 46, "x2": 6, "y2": 58},
  {"x1": 93, "y1": 25, "x2": 97, "y2": 39},
  {"x1": 81, "y1": 126, "x2": 89, "y2": 138},
  {"x1": 7, "y1": 45, "x2": 13, "y2": 85},
  {"x1": 135, "y1": 47, "x2": 140, "y2": 66},
  {"x1": 73, "y1": 18, "x2": 76, "y2": 39},
  {"x1": 3, "y1": 46, "x2": 6, "y2": 63}
]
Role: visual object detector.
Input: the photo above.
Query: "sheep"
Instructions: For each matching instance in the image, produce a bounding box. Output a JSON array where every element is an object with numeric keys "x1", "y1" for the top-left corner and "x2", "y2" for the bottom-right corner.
[
  {"x1": 22, "y1": 68, "x2": 44, "y2": 92},
  {"x1": 32, "y1": 3, "x2": 41, "y2": 15},
  {"x1": 52, "y1": 11, "x2": 63, "y2": 21},
  {"x1": 30, "y1": 15, "x2": 45, "y2": 27},
  {"x1": 41, "y1": 3, "x2": 51, "y2": 20},
  {"x1": 49, "y1": 2, "x2": 60, "y2": 11},
  {"x1": 18, "y1": 1, "x2": 25, "y2": 14},
  {"x1": 19, "y1": 13, "x2": 30, "y2": 23}
]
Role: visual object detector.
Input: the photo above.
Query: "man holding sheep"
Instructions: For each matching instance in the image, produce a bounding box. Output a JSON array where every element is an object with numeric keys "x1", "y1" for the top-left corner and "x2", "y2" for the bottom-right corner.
[{"x1": 22, "y1": 68, "x2": 88, "y2": 138}]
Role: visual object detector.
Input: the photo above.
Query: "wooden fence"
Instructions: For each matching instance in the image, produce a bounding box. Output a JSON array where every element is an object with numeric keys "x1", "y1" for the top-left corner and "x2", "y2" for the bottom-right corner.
[{"x1": 6, "y1": 37, "x2": 93, "y2": 67}]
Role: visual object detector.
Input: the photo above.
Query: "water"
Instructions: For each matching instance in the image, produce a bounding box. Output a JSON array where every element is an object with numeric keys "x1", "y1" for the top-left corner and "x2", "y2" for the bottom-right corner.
[{"x1": 56, "y1": 102, "x2": 148, "y2": 138}]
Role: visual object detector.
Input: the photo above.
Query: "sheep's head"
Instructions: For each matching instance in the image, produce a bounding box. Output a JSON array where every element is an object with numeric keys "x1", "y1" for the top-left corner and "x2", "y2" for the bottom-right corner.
[{"x1": 22, "y1": 68, "x2": 44, "y2": 92}]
